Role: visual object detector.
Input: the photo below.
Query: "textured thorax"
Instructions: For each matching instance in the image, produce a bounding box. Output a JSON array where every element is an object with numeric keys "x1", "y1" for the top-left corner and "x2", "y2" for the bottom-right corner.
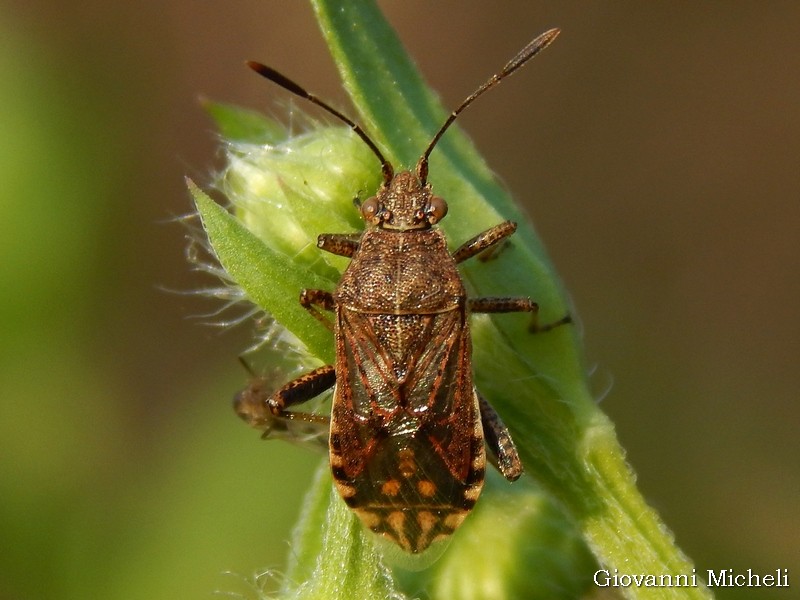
[{"x1": 335, "y1": 229, "x2": 465, "y2": 314}]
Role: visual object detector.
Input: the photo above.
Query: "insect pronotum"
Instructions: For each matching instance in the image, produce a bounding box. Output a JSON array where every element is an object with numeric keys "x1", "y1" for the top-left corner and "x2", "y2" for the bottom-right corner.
[{"x1": 235, "y1": 27, "x2": 569, "y2": 555}]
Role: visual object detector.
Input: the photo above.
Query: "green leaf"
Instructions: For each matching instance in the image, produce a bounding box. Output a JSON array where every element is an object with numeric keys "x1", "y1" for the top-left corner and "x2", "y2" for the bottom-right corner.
[
  {"x1": 202, "y1": 99, "x2": 287, "y2": 144},
  {"x1": 430, "y1": 474, "x2": 596, "y2": 599},
  {"x1": 188, "y1": 178, "x2": 333, "y2": 361},
  {"x1": 283, "y1": 461, "x2": 405, "y2": 600}
]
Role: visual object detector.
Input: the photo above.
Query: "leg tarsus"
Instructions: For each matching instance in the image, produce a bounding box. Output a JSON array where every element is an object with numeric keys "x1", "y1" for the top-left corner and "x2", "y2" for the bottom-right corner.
[
  {"x1": 469, "y1": 296, "x2": 571, "y2": 334},
  {"x1": 529, "y1": 312, "x2": 572, "y2": 334}
]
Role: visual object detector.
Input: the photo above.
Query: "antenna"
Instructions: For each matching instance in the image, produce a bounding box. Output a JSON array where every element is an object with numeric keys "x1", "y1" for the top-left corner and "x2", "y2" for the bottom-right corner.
[
  {"x1": 416, "y1": 28, "x2": 560, "y2": 184},
  {"x1": 246, "y1": 61, "x2": 394, "y2": 184}
]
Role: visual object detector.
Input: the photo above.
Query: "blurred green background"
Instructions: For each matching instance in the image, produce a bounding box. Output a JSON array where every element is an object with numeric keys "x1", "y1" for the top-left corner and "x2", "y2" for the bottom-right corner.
[{"x1": 1, "y1": 2, "x2": 797, "y2": 599}]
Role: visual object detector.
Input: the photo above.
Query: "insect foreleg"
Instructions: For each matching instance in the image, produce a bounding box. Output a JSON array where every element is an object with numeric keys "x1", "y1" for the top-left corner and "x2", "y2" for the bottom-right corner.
[
  {"x1": 318, "y1": 233, "x2": 360, "y2": 258},
  {"x1": 469, "y1": 297, "x2": 572, "y2": 333},
  {"x1": 452, "y1": 220, "x2": 517, "y2": 264},
  {"x1": 477, "y1": 391, "x2": 523, "y2": 481}
]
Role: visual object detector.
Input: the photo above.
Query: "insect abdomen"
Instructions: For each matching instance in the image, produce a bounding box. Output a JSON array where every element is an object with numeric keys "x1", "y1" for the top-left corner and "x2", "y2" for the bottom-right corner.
[{"x1": 330, "y1": 430, "x2": 485, "y2": 554}]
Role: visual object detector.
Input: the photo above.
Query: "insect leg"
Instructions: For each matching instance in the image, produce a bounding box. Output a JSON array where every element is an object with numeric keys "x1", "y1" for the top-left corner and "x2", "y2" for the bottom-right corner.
[
  {"x1": 469, "y1": 297, "x2": 572, "y2": 333},
  {"x1": 233, "y1": 374, "x2": 330, "y2": 451},
  {"x1": 452, "y1": 220, "x2": 517, "y2": 264},
  {"x1": 267, "y1": 364, "x2": 336, "y2": 415},
  {"x1": 477, "y1": 391, "x2": 522, "y2": 481},
  {"x1": 318, "y1": 233, "x2": 360, "y2": 258},
  {"x1": 300, "y1": 289, "x2": 337, "y2": 330}
]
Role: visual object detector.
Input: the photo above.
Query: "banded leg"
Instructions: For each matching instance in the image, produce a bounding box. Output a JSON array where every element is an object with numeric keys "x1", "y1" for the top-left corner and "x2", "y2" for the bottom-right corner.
[
  {"x1": 233, "y1": 372, "x2": 330, "y2": 451},
  {"x1": 266, "y1": 364, "x2": 336, "y2": 415},
  {"x1": 300, "y1": 288, "x2": 336, "y2": 331},
  {"x1": 233, "y1": 359, "x2": 332, "y2": 449},
  {"x1": 469, "y1": 297, "x2": 572, "y2": 333},
  {"x1": 452, "y1": 220, "x2": 517, "y2": 264},
  {"x1": 477, "y1": 391, "x2": 522, "y2": 481},
  {"x1": 318, "y1": 232, "x2": 361, "y2": 258}
]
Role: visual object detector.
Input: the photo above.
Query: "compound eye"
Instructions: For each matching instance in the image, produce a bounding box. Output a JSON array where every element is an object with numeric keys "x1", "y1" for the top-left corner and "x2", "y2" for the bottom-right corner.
[
  {"x1": 427, "y1": 196, "x2": 448, "y2": 224},
  {"x1": 360, "y1": 197, "x2": 381, "y2": 224}
]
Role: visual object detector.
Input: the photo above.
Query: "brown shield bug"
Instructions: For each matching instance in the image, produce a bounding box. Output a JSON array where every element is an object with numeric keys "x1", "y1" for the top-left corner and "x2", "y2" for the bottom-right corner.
[{"x1": 237, "y1": 27, "x2": 569, "y2": 555}]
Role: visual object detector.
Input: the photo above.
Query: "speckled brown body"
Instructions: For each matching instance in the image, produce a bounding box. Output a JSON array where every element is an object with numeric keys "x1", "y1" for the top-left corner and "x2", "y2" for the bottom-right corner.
[{"x1": 330, "y1": 214, "x2": 486, "y2": 553}]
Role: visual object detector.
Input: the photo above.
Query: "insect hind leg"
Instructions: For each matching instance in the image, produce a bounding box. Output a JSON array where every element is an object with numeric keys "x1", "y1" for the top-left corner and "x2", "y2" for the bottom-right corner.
[
  {"x1": 477, "y1": 391, "x2": 522, "y2": 481},
  {"x1": 267, "y1": 364, "x2": 336, "y2": 415},
  {"x1": 233, "y1": 364, "x2": 333, "y2": 452}
]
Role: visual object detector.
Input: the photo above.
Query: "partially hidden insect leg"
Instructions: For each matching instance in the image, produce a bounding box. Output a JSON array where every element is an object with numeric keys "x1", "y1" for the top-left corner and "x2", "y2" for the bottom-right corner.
[
  {"x1": 267, "y1": 364, "x2": 336, "y2": 416},
  {"x1": 477, "y1": 390, "x2": 523, "y2": 481},
  {"x1": 233, "y1": 373, "x2": 330, "y2": 450},
  {"x1": 233, "y1": 361, "x2": 333, "y2": 447},
  {"x1": 469, "y1": 297, "x2": 572, "y2": 333},
  {"x1": 234, "y1": 254, "x2": 337, "y2": 441},
  {"x1": 300, "y1": 288, "x2": 336, "y2": 330}
]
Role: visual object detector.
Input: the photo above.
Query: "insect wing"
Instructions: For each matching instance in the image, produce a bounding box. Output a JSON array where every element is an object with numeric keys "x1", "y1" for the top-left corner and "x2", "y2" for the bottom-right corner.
[{"x1": 330, "y1": 305, "x2": 485, "y2": 553}]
